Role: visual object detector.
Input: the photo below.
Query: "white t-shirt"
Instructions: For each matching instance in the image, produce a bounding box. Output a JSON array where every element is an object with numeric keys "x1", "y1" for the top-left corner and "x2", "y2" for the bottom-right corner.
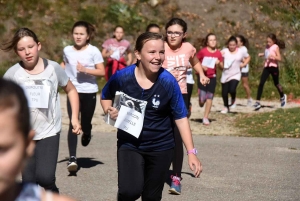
[
  {"x1": 4, "y1": 59, "x2": 69, "y2": 140},
  {"x1": 221, "y1": 48, "x2": 249, "y2": 83},
  {"x1": 63, "y1": 44, "x2": 104, "y2": 93},
  {"x1": 186, "y1": 68, "x2": 195, "y2": 84},
  {"x1": 239, "y1": 46, "x2": 250, "y2": 73}
]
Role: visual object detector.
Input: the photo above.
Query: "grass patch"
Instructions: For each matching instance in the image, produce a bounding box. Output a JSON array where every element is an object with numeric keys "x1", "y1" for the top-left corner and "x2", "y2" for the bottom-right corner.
[{"x1": 235, "y1": 107, "x2": 300, "y2": 138}]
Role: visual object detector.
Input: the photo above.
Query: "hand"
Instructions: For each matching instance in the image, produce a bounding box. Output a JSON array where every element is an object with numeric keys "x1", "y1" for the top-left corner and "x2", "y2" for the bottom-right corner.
[
  {"x1": 188, "y1": 154, "x2": 203, "y2": 177},
  {"x1": 107, "y1": 106, "x2": 119, "y2": 120},
  {"x1": 76, "y1": 61, "x2": 86, "y2": 73},
  {"x1": 258, "y1": 53, "x2": 264, "y2": 57},
  {"x1": 71, "y1": 118, "x2": 82, "y2": 135},
  {"x1": 200, "y1": 76, "x2": 210, "y2": 86}
]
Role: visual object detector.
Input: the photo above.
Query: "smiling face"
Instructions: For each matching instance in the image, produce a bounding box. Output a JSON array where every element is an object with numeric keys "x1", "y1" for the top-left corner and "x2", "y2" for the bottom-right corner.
[
  {"x1": 0, "y1": 108, "x2": 34, "y2": 196},
  {"x1": 166, "y1": 24, "x2": 186, "y2": 48},
  {"x1": 16, "y1": 36, "x2": 41, "y2": 68},
  {"x1": 135, "y1": 39, "x2": 165, "y2": 74}
]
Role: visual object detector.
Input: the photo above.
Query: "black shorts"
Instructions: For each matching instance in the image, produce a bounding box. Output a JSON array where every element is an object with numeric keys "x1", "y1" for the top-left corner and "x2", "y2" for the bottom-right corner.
[
  {"x1": 241, "y1": 72, "x2": 249, "y2": 77},
  {"x1": 197, "y1": 75, "x2": 217, "y2": 94}
]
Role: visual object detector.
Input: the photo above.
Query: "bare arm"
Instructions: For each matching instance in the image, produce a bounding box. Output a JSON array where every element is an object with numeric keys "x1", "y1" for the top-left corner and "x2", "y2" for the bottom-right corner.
[
  {"x1": 60, "y1": 61, "x2": 66, "y2": 69},
  {"x1": 102, "y1": 48, "x2": 113, "y2": 58},
  {"x1": 100, "y1": 98, "x2": 118, "y2": 119},
  {"x1": 240, "y1": 55, "x2": 251, "y2": 68},
  {"x1": 269, "y1": 47, "x2": 281, "y2": 61},
  {"x1": 175, "y1": 118, "x2": 202, "y2": 177},
  {"x1": 76, "y1": 62, "x2": 105, "y2": 77},
  {"x1": 189, "y1": 56, "x2": 210, "y2": 85},
  {"x1": 62, "y1": 81, "x2": 81, "y2": 134}
]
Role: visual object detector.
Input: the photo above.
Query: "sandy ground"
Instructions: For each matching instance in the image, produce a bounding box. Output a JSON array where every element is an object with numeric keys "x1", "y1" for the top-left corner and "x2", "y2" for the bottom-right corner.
[{"x1": 60, "y1": 94, "x2": 299, "y2": 136}]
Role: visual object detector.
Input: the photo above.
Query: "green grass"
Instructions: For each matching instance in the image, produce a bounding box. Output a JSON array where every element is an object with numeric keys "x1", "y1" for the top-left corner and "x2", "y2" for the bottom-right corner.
[{"x1": 235, "y1": 107, "x2": 300, "y2": 138}]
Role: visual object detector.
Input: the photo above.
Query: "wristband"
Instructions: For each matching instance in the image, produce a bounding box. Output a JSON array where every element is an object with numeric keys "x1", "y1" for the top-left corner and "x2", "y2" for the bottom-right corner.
[{"x1": 187, "y1": 148, "x2": 197, "y2": 155}]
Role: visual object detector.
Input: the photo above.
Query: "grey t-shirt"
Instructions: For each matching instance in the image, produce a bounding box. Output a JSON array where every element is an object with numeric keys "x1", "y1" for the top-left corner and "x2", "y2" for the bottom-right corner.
[{"x1": 4, "y1": 59, "x2": 69, "y2": 140}]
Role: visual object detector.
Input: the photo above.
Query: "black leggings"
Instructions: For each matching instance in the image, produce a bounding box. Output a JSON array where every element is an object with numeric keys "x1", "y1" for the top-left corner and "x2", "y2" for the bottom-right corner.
[
  {"x1": 172, "y1": 93, "x2": 189, "y2": 178},
  {"x1": 187, "y1": 83, "x2": 194, "y2": 106},
  {"x1": 22, "y1": 134, "x2": 60, "y2": 193},
  {"x1": 256, "y1": 67, "x2": 284, "y2": 100},
  {"x1": 222, "y1": 79, "x2": 239, "y2": 107},
  {"x1": 117, "y1": 146, "x2": 173, "y2": 201},
  {"x1": 67, "y1": 93, "x2": 96, "y2": 157}
]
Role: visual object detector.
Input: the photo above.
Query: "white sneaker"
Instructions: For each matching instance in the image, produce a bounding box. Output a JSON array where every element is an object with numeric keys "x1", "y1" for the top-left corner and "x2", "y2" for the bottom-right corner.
[
  {"x1": 229, "y1": 103, "x2": 236, "y2": 109},
  {"x1": 280, "y1": 94, "x2": 287, "y2": 107},
  {"x1": 247, "y1": 98, "x2": 253, "y2": 106},
  {"x1": 220, "y1": 107, "x2": 229, "y2": 114},
  {"x1": 203, "y1": 118, "x2": 210, "y2": 125}
]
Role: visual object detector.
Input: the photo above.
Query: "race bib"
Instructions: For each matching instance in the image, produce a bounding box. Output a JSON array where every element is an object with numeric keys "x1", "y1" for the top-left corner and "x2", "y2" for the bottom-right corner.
[
  {"x1": 202, "y1": 57, "x2": 217, "y2": 69},
  {"x1": 104, "y1": 91, "x2": 147, "y2": 138},
  {"x1": 22, "y1": 85, "x2": 50, "y2": 108}
]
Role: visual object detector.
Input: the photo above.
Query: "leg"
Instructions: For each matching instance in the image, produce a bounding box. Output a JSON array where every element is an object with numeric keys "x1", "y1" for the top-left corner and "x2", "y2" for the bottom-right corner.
[
  {"x1": 35, "y1": 134, "x2": 60, "y2": 193},
  {"x1": 142, "y1": 149, "x2": 174, "y2": 201},
  {"x1": 241, "y1": 76, "x2": 251, "y2": 99},
  {"x1": 228, "y1": 80, "x2": 240, "y2": 103},
  {"x1": 256, "y1": 68, "x2": 270, "y2": 101},
  {"x1": 80, "y1": 93, "x2": 96, "y2": 136},
  {"x1": 221, "y1": 82, "x2": 229, "y2": 107},
  {"x1": 198, "y1": 89, "x2": 207, "y2": 107},
  {"x1": 117, "y1": 147, "x2": 144, "y2": 201},
  {"x1": 269, "y1": 68, "x2": 284, "y2": 98},
  {"x1": 22, "y1": 142, "x2": 37, "y2": 184},
  {"x1": 172, "y1": 123, "x2": 183, "y2": 178},
  {"x1": 67, "y1": 97, "x2": 78, "y2": 157},
  {"x1": 187, "y1": 83, "x2": 194, "y2": 118},
  {"x1": 204, "y1": 78, "x2": 216, "y2": 118}
]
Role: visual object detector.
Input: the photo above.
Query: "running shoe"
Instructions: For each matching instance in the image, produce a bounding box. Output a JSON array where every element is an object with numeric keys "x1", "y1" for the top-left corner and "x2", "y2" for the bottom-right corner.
[
  {"x1": 81, "y1": 133, "x2": 92, "y2": 147},
  {"x1": 67, "y1": 156, "x2": 78, "y2": 172},
  {"x1": 280, "y1": 94, "x2": 287, "y2": 107},
  {"x1": 169, "y1": 175, "x2": 181, "y2": 195},
  {"x1": 220, "y1": 107, "x2": 229, "y2": 114},
  {"x1": 203, "y1": 118, "x2": 210, "y2": 125},
  {"x1": 247, "y1": 98, "x2": 253, "y2": 107},
  {"x1": 229, "y1": 103, "x2": 236, "y2": 109},
  {"x1": 253, "y1": 102, "x2": 261, "y2": 110}
]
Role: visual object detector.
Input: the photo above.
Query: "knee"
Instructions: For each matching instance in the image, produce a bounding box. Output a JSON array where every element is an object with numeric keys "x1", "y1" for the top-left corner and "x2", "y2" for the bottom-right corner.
[
  {"x1": 199, "y1": 101, "x2": 205, "y2": 107},
  {"x1": 36, "y1": 173, "x2": 57, "y2": 191},
  {"x1": 118, "y1": 188, "x2": 142, "y2": 201}
]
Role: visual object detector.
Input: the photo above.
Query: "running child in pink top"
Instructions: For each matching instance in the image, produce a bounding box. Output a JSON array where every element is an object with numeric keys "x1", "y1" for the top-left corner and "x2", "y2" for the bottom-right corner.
[
  {"x1": 102, "y1": 26, "x2": 133, "y2": 81},
  {"x1": 253, "y1": 33, "x2": 287, "y2": 110},
  {"x1": 220, "y1": 36, "x2": 250, "y2": 114},
  {"x1": 162, "y1": 18, "x2": 209, "y2": 195},
  {"x1": 196, "y1": 33, "x2": 223, "y2": 125}
]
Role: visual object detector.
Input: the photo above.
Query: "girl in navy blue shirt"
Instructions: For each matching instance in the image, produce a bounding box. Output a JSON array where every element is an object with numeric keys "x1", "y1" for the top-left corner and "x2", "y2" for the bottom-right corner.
[{"x1": 101, "y1": 32, "x2": 202, "y2": 201}]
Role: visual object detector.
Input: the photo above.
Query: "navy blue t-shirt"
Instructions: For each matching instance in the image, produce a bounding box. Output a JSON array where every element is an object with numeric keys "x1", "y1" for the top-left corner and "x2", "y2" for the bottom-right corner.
[{"x1": 101, "y1": 65, "x2": 187, "y2": 151}]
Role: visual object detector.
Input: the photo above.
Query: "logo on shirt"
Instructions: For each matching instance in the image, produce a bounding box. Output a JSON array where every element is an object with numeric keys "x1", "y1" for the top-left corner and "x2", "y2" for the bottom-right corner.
[{"x1": 152, "y1": 95, "x2": 160, "y2": 109}]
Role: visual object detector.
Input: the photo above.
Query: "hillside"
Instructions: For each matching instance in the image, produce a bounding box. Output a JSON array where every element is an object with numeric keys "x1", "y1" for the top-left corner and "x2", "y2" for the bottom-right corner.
[{"x1": 0, "y1": 0, "x2": 299, "y2": 97}]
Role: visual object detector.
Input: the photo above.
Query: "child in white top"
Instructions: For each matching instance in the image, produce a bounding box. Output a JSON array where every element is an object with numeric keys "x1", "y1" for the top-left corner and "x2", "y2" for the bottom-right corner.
[
  {"x1": 2, "y1": 28, "x2": 81, "y2": 193},
  {"x1": 61, "y1": 21, "x2": 105, "y2": 173}
]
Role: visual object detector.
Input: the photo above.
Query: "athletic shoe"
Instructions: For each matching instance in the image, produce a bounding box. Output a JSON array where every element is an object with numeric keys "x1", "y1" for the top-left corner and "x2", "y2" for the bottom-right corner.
[
  {"x1": 280, "y1": 94, "x2": 287, "y2": 107},
  {"x1": 247, "y1": 98, "x2": 253, "y2": 107},
  {"x1": 203, "y1": 118, "x2": 210, "y2": 125},
  {"x1": 67, "y1": 156, "x2": 78, "y2": 172},
  {"x1": 169, "y1": 175, "x2": 181, "y2": 195},
  {"x1": 253, "y1": 102, "x2": 261, "y2": 110},
  {"x1": 81, "y1": 133, "x2": 92, "y2": 147},
  {"x1": 220, "y1": 107, "x2": 229, "y2": 114},
  {"x1": 229, "y1": 103, "x2": 236, "y2": 109}
]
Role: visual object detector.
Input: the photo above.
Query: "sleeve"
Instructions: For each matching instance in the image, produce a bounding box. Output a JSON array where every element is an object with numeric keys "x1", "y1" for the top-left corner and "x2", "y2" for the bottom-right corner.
[
  {"x1": 168, "y1": 76, "x2": 187, "y2": 119},
  {"x1": 52, "y1": 62, "x2": 69, "y2": 87},
  {"x1": 101, "y1": 71, "x2": 120, "y2": 100},
  {"x1": 190, "y1": 44, "x2": 197, "y2": 58},
  {"x1": 217, "y1": 51, "x2": 224, "y2": 62},
  {"x1": 92, "y1": 47, "x2": 104, "y2": 64},
  {"x1": 102, "y1": 39, "x2": 109, "y2": 49}
]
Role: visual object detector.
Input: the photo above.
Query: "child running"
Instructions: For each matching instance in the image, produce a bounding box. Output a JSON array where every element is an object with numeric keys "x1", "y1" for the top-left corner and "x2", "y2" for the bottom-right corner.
[
  {"x1": 102, "y1": 26, "x2": 132, "y2": 81},
  {"x1": 2, "y1": 28, "x2": 82, "y2": 193},
  {"x1": 253, "y1": 33, "x2": 287, "y2": 110},
  {"x1": 196, "y1": 33, "x2": 223, "y2": 124},
  {"x1": 101, "y1": 32, "x2": 202, "y2": 201},
  {"x1": 0, "y1": 78, "x2": 76, "y2": 201},
  {"x1": 61, "y1": 21, "x2": 105, "y2": 173},
  {"x1": 162, "y1": 18, "x2": 209, "y2": 195},
  {"x1": 220, "y1": 36, "x2": 250, "y2": 113},
  {"x1": 236, "y1": 35, "x2": 252, "y2": 107}
]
